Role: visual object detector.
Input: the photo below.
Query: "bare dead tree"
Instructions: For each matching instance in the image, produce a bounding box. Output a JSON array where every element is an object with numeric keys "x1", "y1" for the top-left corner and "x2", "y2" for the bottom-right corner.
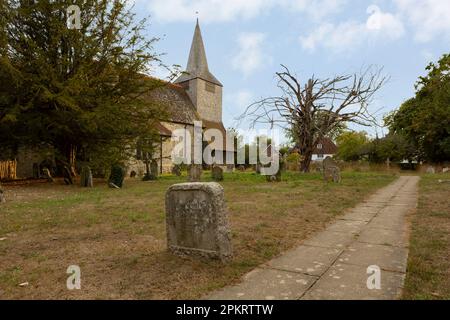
[{"x1": 239, "y1": 65, "x2": 387, "y2": 172}]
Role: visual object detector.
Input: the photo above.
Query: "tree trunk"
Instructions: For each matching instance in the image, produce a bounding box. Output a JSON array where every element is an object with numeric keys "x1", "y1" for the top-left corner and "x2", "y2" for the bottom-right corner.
[
  {"x1": 300, "y1": 150, "x2": 313, "y2": 173},
  {"x1": 67, "y1": 144, "x2": 77, "y2": 177}
]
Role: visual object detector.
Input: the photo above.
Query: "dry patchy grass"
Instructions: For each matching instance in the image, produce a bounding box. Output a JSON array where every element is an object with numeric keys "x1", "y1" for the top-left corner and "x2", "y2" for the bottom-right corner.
[
  {"x1": 0, "y1": 171, "x2": 396, "y2": 299},
  {"x1": 403, "y1": 173, "x2": 450, "y2": 300}
]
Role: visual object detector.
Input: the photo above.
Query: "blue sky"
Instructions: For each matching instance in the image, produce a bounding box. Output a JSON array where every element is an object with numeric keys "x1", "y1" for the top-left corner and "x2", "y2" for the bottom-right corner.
[{"x1": 130, "y1": 0, "x2": 450, "y2": 140}]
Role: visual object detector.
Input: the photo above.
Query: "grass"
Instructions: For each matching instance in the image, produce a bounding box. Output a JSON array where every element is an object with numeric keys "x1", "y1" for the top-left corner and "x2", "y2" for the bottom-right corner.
[
  {"x1": 402, "y1": 173, "x2": 450, "y2": 300},
  {"x1": 0, "y1": 170, "x2": 396, "y2": 299}
]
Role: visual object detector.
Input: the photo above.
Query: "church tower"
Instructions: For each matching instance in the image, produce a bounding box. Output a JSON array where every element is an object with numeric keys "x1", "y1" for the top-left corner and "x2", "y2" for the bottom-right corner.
[{"x1": 175, "y1": 20, "x2": 223, "y2": 124}]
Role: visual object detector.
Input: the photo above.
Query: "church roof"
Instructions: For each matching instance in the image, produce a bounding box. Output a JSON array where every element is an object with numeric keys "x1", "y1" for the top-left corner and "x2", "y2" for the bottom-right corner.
[
  {"x1": 144, "y1": 82, "x2": 200, "y2": 125},
  {"x1": 174, "y1": 20, "x2": 222, "y2": 87}
]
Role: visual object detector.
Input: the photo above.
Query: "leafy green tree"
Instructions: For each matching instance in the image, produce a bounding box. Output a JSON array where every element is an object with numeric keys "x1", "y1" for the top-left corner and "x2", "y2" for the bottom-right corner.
[
  {"x1": 0, "y1": 0, "x2": 166, "y2": 172},
  {"x1": 387, "y1": 54, "x2": 450, "y2": 162},
  {"x1": 336, "y1": 131, "x2": 369, "y2": 161}
]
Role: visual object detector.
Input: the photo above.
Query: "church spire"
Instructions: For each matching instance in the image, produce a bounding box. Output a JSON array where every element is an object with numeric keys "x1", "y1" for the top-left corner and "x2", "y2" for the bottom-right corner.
[{"x1": 175, "y1": 20, "x2": 222, "y2": 86}]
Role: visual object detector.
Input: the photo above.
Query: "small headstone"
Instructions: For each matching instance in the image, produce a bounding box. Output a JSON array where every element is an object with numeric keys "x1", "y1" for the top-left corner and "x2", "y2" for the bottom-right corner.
[
  {"x1": 322, "y1": 156, "x2": 341, "y2": 183},
  {"x1": 0, "y1": 183, "x2": 6, "y2": 204},
  {"x1": 426, "y1": 166, "x2": 435, "y2": 174},
  {"x1": 42, "y1": 168, "x2": 54, "y2": 182},
  {"x1": 109, "y1": 164, "x2": 125, "y2": 188},
  {"x1": 237, "y1": 165, "x2": 246, "y2": 172},
  {"x1": 211, "y1": 166, "x2": 224, "y2": 181},
  {"x1": 165, "y1": 182, "x2": 232, "y2": 261},
  {"x1": 443, "y1": 167, "x2": 449, "y2": 173},
  {"x1": 171, "y1": 165, "x2": 182, "y2": 176},
  {"x1": 80, "y1": 166, "x2": 93, "y2": 188},
  {"x1": 188, "y1": 164, "x2": 202, "y2": 182},
  {"x1": 130, "y1": 171, "x2": 137, "y2": 178},
  {"x1": 63, "y1": 166, "x2": 73, "y2": 185},
  {"x1": 225, "y1": 164, "x2": 234, "y2": 173}
]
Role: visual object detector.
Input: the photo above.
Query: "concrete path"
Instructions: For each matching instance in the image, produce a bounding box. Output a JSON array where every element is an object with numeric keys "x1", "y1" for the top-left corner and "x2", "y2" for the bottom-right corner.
[{"x1": 207, "y1": 176, "x2": 419, "y2": 300}]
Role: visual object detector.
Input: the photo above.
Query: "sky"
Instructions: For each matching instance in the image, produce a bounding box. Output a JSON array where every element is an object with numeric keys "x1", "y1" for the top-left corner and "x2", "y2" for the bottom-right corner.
[{"x1": 129, "y1": 0, "x2": 450, "y2": 142}]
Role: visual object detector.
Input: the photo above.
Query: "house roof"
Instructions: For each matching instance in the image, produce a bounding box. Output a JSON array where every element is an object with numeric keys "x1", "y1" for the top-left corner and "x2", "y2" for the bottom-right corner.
[
  {"x1": 291, "y1": 137, "x2": 337, "y2": 155},
  {"x1": 174, "y1": 20, "x2": 222, "y2": 87},
  {"x1": 312, "y1": 138, "x2": 337, "y2": 154}
]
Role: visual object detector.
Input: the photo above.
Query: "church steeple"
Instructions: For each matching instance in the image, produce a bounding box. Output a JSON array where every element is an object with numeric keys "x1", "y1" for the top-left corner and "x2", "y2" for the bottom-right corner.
[{"x1": 175, "y1": 20, "x2": 222, "y2": 86}]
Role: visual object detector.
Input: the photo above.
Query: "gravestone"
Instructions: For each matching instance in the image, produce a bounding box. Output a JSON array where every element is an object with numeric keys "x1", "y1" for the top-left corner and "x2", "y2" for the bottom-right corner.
[
  {"x1": 0, "y1": 183, "x2": 5, "y2": 203},
  {"x1": 109, "y1": 164, "x2": 125, "y2": 188},
  {"x1": 130, "y1": 171, "x2": 137, "y2": 178},
  {"x1": 172, "y1": 165, "x2": 182, "y2": 176},
  {"x1": 188, "y1": 164, "x2": 202, "y2": 182},
  {"x1": 165, "y1": 182, "x2": 232, "y2": 261},
  {"x1": 443, "y1": 167, "x2": 449, "y2": 173},
  {"x1": 237, "y1": 165, "x2": 246, "y2": 172},
  {"x1": 32, "y1": 163, "x2": 39, "y2": 179},
  {"x1": 63, "y1": 166, "x2": 73, "y2": 185},
  {"x1": 211, "y1": 166, "x2": 224, "y2": 181},
  {"x1": 322, "y1": 156, "x2": 341, "y2": 183},
  {"x1": 426, "y1": 166, "x2": 435, "y2": 174},
  {"x1": 42, "y1": 168, "x2": 54, "y2": 182},
  {"x1": 80, "y1": 166, "x2": 93, "y2": 188}
]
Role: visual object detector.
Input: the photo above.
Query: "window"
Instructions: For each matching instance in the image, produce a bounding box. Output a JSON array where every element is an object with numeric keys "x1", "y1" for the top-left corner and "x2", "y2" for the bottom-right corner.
[
  {"x1": 205, "y1": 82, "x2": 215, "y2": 93},
  {"x1": 317, "y1": 143, "x2": 323, "y2": 150},
  {"x1": 317, "y1": 154, "x2": 324, "y2": 159}
]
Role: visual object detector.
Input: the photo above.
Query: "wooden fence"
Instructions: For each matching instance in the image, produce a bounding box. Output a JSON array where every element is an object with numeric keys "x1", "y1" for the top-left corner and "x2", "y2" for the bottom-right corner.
[{"x1": 0, "y1": 160, "x2": 17, "y2": 180}]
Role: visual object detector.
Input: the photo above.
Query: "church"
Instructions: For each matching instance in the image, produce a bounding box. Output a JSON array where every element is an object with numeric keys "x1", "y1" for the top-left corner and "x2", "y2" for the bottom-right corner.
[
  {"x1": 126, "y1": 20, "x2": 234, "y2": 176},
  {"x1": 2, "y1": 20, "x2": 232, "y2": 180}
]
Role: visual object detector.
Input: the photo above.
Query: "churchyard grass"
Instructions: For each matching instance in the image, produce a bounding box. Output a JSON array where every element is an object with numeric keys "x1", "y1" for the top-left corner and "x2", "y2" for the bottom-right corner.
[
  {"x1": 0, "y1": 171, "x2": 395, "y2": 299},
  {"x1": 402, "y1": 172, "x2": 450, "y2": 300}
]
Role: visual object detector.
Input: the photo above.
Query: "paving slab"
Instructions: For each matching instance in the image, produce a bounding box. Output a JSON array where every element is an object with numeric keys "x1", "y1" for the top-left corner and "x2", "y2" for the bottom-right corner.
[
  {"x1": 358, "y1": 227, "x2": 408, "y2": 248},
  {"x1": 339, "y1": 242, "x2": 409, "y2": 273},
  {"x1": 301, "y1": 263, "x2": 405, "y2": 300},
  {"x1": 303, "y1": 230, "x2": 357, "y2": 249},
  {"x1": 325, "y1": 219, "x2": 367, "y2": 234},
  {"x1": 207, "y1": 268, "x2": 317, "y2": 300},
  {"x1": 263, "y1": 245, "x2": 342, "y2": 276}
]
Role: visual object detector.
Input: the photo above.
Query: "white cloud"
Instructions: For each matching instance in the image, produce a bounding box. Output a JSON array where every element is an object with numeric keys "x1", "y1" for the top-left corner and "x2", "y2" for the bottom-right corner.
[
  {"x1": 300, "y1": 5, "x2": 404, "y2": 52},
  {"x1": 147, "y1": 0, "x2": 346, "y2": 23},
  {"x1": 232, "y1": 32, "x2": 267, "y2": 77},
  {"x1": 394, "y1": 0, "x2": 450, "y2": 42}
]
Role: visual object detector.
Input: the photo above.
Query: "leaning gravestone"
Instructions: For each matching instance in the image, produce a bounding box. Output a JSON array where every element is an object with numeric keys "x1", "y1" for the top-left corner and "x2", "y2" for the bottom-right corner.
[
  {"x1": 188, "y1": 164, "x2": 202, "y2": 182},
  {"x1": 165, "y1": 182, "x2": 232, "y2": 261},
  {"x1": 42, "y1": 168, "x2": 54, "y2": 182},
  {"x1": 63, "y1": 166, "x2": 73, "y2": 185},
  {"x1": 323, "y1": 156, "x2": 341, "y2": 183},
  {"x1": 211, "y1": 166, "x2": 224, "y2": 181},
  {"x1": 0, "y1": 183, "x2": 6, "y2": 203},
  {"x1": 80, "y1": 166, "x2": 93, "y2": 188},
  {"x1": 426, "y1": 166, "x2": 435, "y2": 174},
  {"x1": 171, "y1": 165, "x2": 182, "y2": 177},
  {"x1": 109, "y1": 164, "x2": 125, "y2": 188}
]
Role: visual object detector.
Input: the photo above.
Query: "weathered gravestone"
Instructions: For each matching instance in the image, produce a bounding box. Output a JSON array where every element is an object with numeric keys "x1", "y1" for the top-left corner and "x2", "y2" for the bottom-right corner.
[
  {"x1": 63, "y1": 166, "x2": 73, "y2": 185},
  {"x1": 188, "y1": 164, "x2": 202, "y2": 182},
  {"x1": 109, "y1": 164, "x2": 125, "y2": 188},
  {"x1": 171, "y1": 164, "x2": 182, "y2": 176},
  {"x1": 165, "y1": 182, "x2": 232, "y2": 261},
  {"x1": 42, "y1": 168, "x2": 54, "y2": 182},
  {"x1": 443, "y1": 167, "x2": 449, "y2": 173},
  {"x1": 0, "y1": 183, "x2": 6, "y2": 204},
  {"x1": 211, "y1": 165, "x2": 224, "y2": 181},
  {"x1": 80, "y1": 166, "x2": 93, "y2": 188},
  {"x1": 426, "y1": 166, "x2": 436, "y2": 174},
  {"x1": 322, "y1": 156, "x2": 341, "y2": 183}
]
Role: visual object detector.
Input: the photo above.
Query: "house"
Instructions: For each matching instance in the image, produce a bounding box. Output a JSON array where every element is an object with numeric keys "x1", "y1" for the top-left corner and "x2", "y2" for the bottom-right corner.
[
  {"x1": 289, "y1": 138, "x2": 338, "y2": 162},
  {"x1": 311, "y1": 138, "x2": 337, "y2": 161}
]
